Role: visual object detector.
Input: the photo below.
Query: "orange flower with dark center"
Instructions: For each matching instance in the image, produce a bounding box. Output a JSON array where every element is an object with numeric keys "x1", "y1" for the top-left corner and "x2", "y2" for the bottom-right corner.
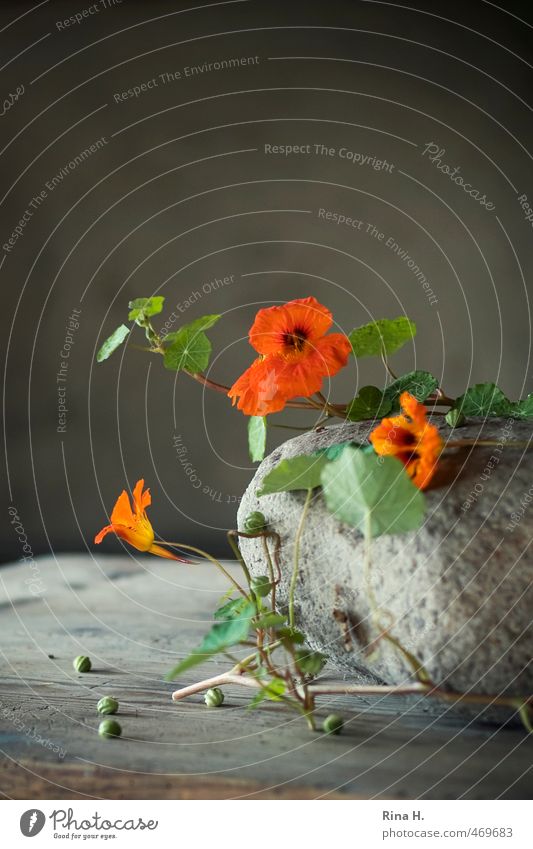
[
  {"x1": 228, "y1": 297, "x2": 351, "y2": 415},
  {"x1": 95, "y1": 479, "x2": 188, "y2": 561},
  {"x1": 370, "y1": 392, "x2": 442, "y2": 489}
]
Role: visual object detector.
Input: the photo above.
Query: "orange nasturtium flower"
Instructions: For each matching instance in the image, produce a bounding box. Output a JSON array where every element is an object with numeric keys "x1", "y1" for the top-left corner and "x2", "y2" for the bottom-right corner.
[
  {"x1": 95, "y1": 479, "x2": 188, "y2": 561},
  {"x1": 370, "y1": 392, "x2": 442, "y2": 490},
  {"x1": 228, "y1": 296, "x2": 352, "y2": 416}
]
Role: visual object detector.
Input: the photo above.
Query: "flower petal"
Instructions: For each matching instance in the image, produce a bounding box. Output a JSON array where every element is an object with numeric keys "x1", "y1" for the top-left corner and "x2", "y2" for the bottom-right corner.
[
  {"x1": 114, "y1": 523, "x2": 153, "y2": 551},
  {"x1": 370, "y1": 392, "x2": 442, "y2": 490},
  {"x1": 132, "y1": 478, "x2": 151, "y2": 513},
  {"x1": 249, "y1": 297, "x2": 333, "y2": 355},
  {"x1": 110, "y1": 490, "x2": 134, "y2": 526},
  {"x1": 274, "y1": 356, "x2": 325, "y2": 399},
  {"x1": 400, "y1": 391, "x2": 427, "y2": 426},
  {"x1": 314, "y1": 333, "x2": 352, "y2": 376},
  {"x1": 272, "y1": 333, "x2": 351, "y2": 398},
  {"x1": 94, "y1": 524, "x2": 115, "y2": 544},
  {"x1": 228, "y1": 357, "x2": 288, "y2": 415}
]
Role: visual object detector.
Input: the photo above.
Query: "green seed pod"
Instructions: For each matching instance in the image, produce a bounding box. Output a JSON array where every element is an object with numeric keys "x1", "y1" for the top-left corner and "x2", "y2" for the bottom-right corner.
[
  {"x1": 322, "y1": 714, "x2": 344, "y2": 735},
  {"x1": 73, "y1": 655, "x2": 91, "y2": 673},
  {"x1": 445, "y1": 408, "x2": 466, "y2": 428},
  {"x1": 204, "y1": 687, "x2": 225, "y2": 708},
  {"x1": 251, "y1": 575, "x2": 272, "y2": 598},
  {"x1": 98, "y1": 719, "x2": 122, "y2": 738},
  {"x1": 97, "y1": 696, "x2": 119, "y2": 715},
  {"x1": 243, "y1": 511, "x2": 267, "y2": 533}
]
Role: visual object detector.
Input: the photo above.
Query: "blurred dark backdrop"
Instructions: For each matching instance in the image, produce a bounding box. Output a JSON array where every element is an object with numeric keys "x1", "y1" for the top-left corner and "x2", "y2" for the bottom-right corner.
[{"x1": 2, "y1": 0, "x2": 533, "y2": 562}]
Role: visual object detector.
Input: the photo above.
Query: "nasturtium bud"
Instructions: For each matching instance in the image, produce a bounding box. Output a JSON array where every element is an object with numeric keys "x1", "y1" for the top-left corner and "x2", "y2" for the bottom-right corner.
[
  {"x1": 204, "y1": 687, "x2": 225, "y2": 708},
  {"x1": 97, "y1": 696, "x2": 119, "y2": 715},
  {"x1": 322, "y1": 714, "x2": 344, "y2": 735},
  {"x1": 73, "y1": 655, "x2": 91, "y2": 673},
  {"x1": 251, "y1": 575, "x2": 272, "y2": 598},
  {"x1": 445, "y1": 408, "x2": 466, "y2": 428},
  {"x1": 243, "y1": 511, "x2": 267, "y2": 533},
  {"x1": 295, "y1": 649, "x2": 327, "y2": 678},
  {"x1": 98, "y1": 719, "x2": 122, "y2": 738}
]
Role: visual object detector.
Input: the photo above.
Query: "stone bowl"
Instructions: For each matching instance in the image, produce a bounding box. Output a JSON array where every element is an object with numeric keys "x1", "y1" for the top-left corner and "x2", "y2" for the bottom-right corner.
[{"x1": 237, "y1": 417, "x2": 533, "y2": 722}]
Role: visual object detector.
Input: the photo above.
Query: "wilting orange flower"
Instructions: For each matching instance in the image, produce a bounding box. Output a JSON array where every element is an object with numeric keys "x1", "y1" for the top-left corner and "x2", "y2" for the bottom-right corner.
[
  {"x1": 95, "y1": 479, "x2": 188, "y2": 561},
  {"x1": 228, "y1": 297, "x2": 351, "y2": 415},
  {"x1": 370, "y1": 392, "x2": 442, "y2": 489}
]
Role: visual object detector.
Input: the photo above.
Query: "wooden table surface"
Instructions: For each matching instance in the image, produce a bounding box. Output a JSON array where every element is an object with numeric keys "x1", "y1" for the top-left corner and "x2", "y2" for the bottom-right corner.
[{"x1": 0, "y1": 554, "x2": 531, "y2": 800}]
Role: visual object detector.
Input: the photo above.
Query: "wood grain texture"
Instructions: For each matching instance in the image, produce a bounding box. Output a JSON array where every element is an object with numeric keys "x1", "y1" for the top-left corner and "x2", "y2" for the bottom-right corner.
[{"x1": 0, "y1": 554, "x2": 531, "y2": 800}]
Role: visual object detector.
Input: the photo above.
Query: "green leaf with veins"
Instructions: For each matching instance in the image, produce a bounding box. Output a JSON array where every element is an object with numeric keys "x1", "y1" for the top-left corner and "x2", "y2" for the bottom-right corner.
[
  {"x1": 247, "y1": 677, "x2": 286, "y2": 709},
  {"x1": 163, "y1": 314, "x2": 221, "y2": 373},
  {"x1": 278, "y1": 627, "x2": 306, "y2": 644},
  {"x1": 349, "y1": 317, "x2": 416, "y2": 357},
  {"x1": 184, "y1": 314, "x2": 221, "y2": 334},
  {"x1": 294, "y1": 649, "x2": 327, "y2": 677},
  {"x1": 163, "y1": 314, "x2": 221, "y2": 344},
  {"x1": 248, "y1": 416, "x2": 267, "y2": 462},
  {"x1": 313, "y1": 441, "x2": 366, "y2": 461},
  {"x1": 253, "y1": 612, "x2": 287, "y2": 630},
  {"x1": 511, "y1": 394, "x2": 533, "y2": 419},
  {"x1": 346, "y1": 386, "x2": 392, "y2": 421},
  {"x1": 128, "y1": 297, "x2": 165, "y2": 323},
  {"x1": 163, "y1": 327, "x2": 212, "y2": 372},
  {"x1": 96, "y1": 324, "x2": 130, "y2": 362},
  {"x1": 321, "y1": 447, "x2": 426, "y2": 536},
  {"x1": 383, "y1": 370, "x2": 438, "y2": 412},
  {"x1": 214, "y1": 597, "x2": 250, "y2": 621},
  {"x1": 257, "y1": 453, "x2": 328, "y2": 495},
  {"x1": 454, "y1": 383, "x2": 512, "y2": 417},
  {"x1": 445, "y1": 408, "x2": 466, "y2": 428},
  {"x1": 165, "y1": 601, "x2": 256, "y2": 679}
]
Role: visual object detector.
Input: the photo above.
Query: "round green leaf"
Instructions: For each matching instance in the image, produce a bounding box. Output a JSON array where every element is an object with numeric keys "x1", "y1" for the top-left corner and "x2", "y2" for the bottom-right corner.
[
  {"x1": 257, "y1": 454, "x2": 328, "y2": 496},
  {"x1": 454, "y1": 383, "x2": 512, "y2": 417},
  {"x1": 349, "y1": 317, "x2": 416, "y2": 358},
  {"x1": 163, "y1": 328, "x2": 212, "y2": 372},
  {"x1": 321, "y1": 447, "x2": 426, "y2": 536},
  {"x1": 383, "y1": 371, "x2": 438, "y2": 412},
  {"x1": 346, "y1": 386, "x2": 392, "y2": 422}
]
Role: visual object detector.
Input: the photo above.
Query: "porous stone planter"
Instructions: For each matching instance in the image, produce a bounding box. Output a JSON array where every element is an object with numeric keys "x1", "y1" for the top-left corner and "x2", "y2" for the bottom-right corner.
[{"x1": 238, "y1": 418, "x2": 533, "y2": 712}]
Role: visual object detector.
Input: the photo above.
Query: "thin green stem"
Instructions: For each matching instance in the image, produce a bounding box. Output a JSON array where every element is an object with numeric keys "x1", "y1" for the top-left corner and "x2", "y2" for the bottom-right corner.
[
  {"x1": 314, "y1": 391, "x2": 344, "y2": 417},
  {"x1": 234, "y1": 530, "x2": 282, "y2": 585},
  {"x1": 289, "y1": 488, "x2": 313, "y2": 629},
  {"x1": 260, "y1": 536, "x2": 277, "y2": 614},
  {"x1": 381, "y1": 349, "x2": 398, "y2": 381},
  {"x1": 226, "y1": 530, "x2": 252, "y2": 588},
  {"x1": 236, "y1": 641, "x2": 282, "y2": 673},
  {"x1": 363, "y1": 511, "x2": 379, "y2": 618},
  {"x1": 159, "y1": 541, "x2": 249, "y2": 600},
  {"x1": 187, "y1": 371, "x2": 318, "y2": 410},
  {"x1": 382, "y1": 632, "x2": 432, "y2": 685}
]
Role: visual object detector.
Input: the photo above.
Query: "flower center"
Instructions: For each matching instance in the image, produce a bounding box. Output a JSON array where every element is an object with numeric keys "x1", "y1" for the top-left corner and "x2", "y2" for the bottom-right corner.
[{"x1": 282, "y1": 326, "x2": 308, "y2": 353}]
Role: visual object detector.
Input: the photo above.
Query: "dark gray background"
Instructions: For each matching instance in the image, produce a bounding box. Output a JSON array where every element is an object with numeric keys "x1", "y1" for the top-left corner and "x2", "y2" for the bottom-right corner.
[{"x1": 2, "y1": 0, "x2": 532, "y2": 562}]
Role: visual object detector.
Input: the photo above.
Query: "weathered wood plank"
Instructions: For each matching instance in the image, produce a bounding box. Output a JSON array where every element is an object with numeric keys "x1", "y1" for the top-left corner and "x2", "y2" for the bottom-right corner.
[{"x1": 0, "y1": 555, "x2": 531, "y2": 799}]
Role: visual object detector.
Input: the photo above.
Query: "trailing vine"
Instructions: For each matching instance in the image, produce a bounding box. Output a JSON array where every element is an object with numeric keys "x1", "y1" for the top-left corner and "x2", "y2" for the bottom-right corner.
[{"x1": 94, "y1": 296, "x2": 533, "y2": 734}]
